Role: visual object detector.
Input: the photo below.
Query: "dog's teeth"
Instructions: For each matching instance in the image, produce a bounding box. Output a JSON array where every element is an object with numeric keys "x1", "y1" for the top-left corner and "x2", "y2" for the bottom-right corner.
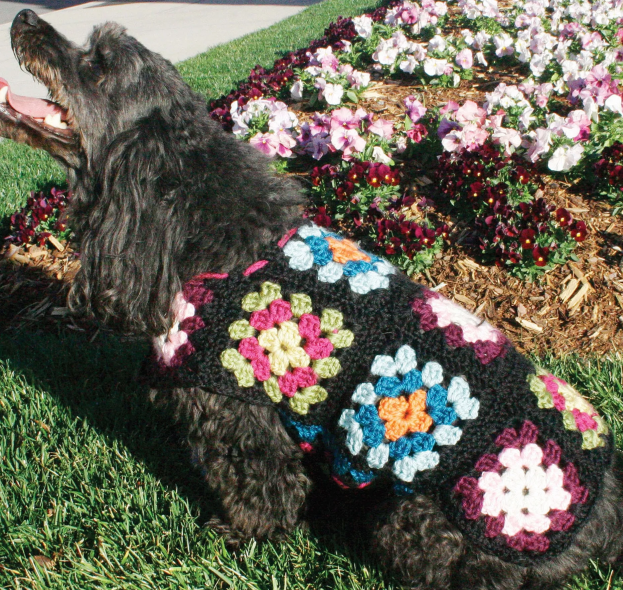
[
  {"x1": 43, "y1": 113, "x2": 68, "y2": 129},
  {"x1": 0, "y1": 86, "x2": 8, "y2": 104}
]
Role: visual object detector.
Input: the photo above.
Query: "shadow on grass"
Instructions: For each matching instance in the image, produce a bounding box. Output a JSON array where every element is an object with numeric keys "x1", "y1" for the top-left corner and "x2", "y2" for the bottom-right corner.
[
  {"x1": 0, "y1": 323, "x2": 219, "y2": 519},
  {"x1": 0, "y1": 270, "x2": 391, "y2": 581}
]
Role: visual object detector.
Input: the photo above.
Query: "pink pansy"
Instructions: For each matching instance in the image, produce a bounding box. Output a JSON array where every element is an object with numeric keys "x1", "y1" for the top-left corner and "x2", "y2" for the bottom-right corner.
[
  {"x1": 368, "y1": 118, "x2": 394, "y2": 139},
  {"x1": 339, "y1": 64, "x2": 354, "y2": 75},
  {"x1": 492, "y1": 127, "x2": 522, "y2": 155},
  {"x1": 441, "y1": 129, "x2": 463, "y2": 152},
  {"x1": 407, "y1": 123, "x2": 428, "y2": 143},
  {"x1": 455, "y1": 48, "x2": 474, "y2": 70},
  {"x1": 580, "y1": 31, "x2": 604, "y2": 50},
  {"x1": 526, "y1": 128, "x2": 552, "y2": 163},
  {"x1": 322, "y1": 83, "x2": 345, "y2": 106},
  {"x1": 249, "y1": 132, "x2": 279, "y2": 156},
  {"x1": 347, "y1": 70, "x2": 371, "y2": 89},
  {"x1": 456, "y1": 100, "x2": 487, "y2": 125},
  {"x1": 330, "y1": 107, "x2": 362, "y2": 131},
  {"x1": 488, "y1": 109, "x2": 505, "y2": 128},
  {"x1": 330, "y1": 127, "x2": 366, "y2": 157},
  {"x1": 460, "y1": 124, "x2": 490, "y2": 150},
  {"x1": 404, "y1": 95, "x2": 427, "y2": 123},
  {"x1": 439, "y1": 100, "x2": 460, "y2": 116},
  {"x1": 275, "y1": 131, "x2": 297, "y2": 158}
]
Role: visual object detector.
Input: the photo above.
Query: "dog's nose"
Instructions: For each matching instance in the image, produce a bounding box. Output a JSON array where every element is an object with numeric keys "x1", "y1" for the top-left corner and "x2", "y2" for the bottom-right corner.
[{"x1": 13, "y1": 9, "x2": 39, "y2": 28}]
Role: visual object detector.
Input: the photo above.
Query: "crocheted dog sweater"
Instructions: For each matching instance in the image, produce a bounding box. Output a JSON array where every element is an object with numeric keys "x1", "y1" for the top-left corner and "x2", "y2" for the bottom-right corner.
[{"x1": 144, "y1": 223, "x2": 612, "y2": 566}]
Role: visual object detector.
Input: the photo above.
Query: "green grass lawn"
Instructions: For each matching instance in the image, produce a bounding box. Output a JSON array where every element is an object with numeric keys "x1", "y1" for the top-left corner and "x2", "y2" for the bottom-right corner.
[{"x1": 1, "y1": 0, "x2": 623, "y2": 588}]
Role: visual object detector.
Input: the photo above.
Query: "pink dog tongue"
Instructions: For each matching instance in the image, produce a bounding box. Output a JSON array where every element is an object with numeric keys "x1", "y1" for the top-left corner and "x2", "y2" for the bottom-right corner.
[{"x1": 0, "y1": 77, "x2": 66, "y2": 120}]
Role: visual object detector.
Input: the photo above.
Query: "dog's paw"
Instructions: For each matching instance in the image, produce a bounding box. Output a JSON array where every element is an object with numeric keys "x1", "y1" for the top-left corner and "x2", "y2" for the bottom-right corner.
[{"x1": 204, "y1": 515, "x2": 248, "y2": 550}]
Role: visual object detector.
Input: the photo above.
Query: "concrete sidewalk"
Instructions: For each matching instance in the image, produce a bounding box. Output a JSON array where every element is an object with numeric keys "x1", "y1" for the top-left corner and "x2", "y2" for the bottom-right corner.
[{"x1": 0, "y1": 0, "x2": 319, "y2": 99}]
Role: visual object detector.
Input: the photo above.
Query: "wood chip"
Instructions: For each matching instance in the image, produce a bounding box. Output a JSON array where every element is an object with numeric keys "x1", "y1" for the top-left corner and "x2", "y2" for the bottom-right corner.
[
  {"x1": 568, "y1": 262, "x2": 586, "y2": 282},
  {"x1": 47, "y1": 235, "x2": 64, "y2": 251},
  {"x1": 567, "y1": 283, "x2": 591, "y2": 310},
  {"x1": 588, "y1": 326, "x2": 604, "y2": 339},
  {"x1": 28, "y1": 246, "x2": 47, "y2": 259},
  {"x1": 559, "y1": 278, "x2": 579, "y2": 303},
  {"x1": 430, "y1": 282, "x2": 447, "y2": 291},
  {"x1": 454, "y1": 293, "x2": 476, "y2": 306},
  {"x1": 461, "y1": 259, "x2": 486, "y2": 271},
  {"x1": 516, "y1": 317, "x2": 543, "y2": 332}
]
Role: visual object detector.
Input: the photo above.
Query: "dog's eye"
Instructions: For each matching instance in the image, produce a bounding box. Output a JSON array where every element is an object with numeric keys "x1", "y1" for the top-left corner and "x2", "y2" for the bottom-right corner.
[{"x1": 87, "y1": 60, "x2": 104, "y2": 79}]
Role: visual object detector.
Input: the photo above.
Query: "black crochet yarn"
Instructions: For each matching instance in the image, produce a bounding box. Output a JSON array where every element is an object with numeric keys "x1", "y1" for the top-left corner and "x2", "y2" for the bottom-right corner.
[{"x1": 143, "y1": 229, "x2": 613, "y2": 566}]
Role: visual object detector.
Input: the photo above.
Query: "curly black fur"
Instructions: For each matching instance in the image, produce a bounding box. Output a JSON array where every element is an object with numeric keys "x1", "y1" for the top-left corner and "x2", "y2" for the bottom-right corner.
[{"x1": 3, "y1": 10, "x2": 623, "y2": 588}]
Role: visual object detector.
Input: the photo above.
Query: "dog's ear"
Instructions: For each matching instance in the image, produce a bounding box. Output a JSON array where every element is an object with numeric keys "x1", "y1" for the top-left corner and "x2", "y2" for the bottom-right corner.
[
  {"x1": 86, "y1": 23, "x2": 130, "y2": 80},
  {"x1": 69, "y1": 110, "x2": 185, "y2": 335}
]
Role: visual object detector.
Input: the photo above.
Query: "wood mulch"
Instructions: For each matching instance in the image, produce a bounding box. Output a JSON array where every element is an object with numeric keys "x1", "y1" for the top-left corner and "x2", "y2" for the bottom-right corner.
[{"x1": 1, "y1": 46, "x2": 622, "y2": 356}]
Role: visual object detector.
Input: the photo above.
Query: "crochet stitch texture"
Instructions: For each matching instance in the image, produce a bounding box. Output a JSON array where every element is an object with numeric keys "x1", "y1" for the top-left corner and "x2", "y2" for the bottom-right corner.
[{"x1": 145, "y1": 223, "x2": 612, "y2": 566}]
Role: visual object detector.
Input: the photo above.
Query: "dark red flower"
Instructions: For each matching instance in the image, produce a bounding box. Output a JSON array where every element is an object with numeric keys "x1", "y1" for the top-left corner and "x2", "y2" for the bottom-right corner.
[
  {"x1": 435, "y1": 224, "x2": 450, "y2": 240},
  {"x1": 407, "y1": 123, "x2": 428, "y2": 143},
  {"x1": 532, "y1": 246, "x2": 549, "y2": 267},
  {"x1": 554, "y1": 208, "x2": 572, "y2": 227},
  {"x1": 520, "y1": 229, "x2": 536, "y2": 249},
  {"x1": 569, "y1": 220, "x2": 588, "y2": 242},
  {"x1": 366, "y1": 169, "x2": 382, "y2": 187},
  {"x1": 348, "y1": 164, "x2": 366, "y2": 183}
]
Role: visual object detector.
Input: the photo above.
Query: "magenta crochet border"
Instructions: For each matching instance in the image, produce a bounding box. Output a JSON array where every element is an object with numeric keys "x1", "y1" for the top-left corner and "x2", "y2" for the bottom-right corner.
[{"x1": 410, "y1": 291, "x2": 509, "y2": 365}]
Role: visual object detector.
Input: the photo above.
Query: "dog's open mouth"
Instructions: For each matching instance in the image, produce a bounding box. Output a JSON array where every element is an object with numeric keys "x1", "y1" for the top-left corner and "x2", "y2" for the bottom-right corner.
[{"x1": 0, "y1": 77, "x2": 73, "y2": 139}]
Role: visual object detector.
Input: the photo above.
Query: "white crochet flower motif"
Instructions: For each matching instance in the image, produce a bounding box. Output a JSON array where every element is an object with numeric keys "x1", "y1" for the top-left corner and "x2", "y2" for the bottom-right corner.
[
  {"x1": 478, "y1": 444, "x2": 572, "y2": 536},
  {"x1": 282, "y1": 224, "x2": 395, "y2": 294}
]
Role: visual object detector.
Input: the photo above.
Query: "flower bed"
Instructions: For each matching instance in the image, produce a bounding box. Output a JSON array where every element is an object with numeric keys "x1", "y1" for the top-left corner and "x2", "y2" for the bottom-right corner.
[{"x1": 2, "y1": 0, "x2": 623, "y2": 354}]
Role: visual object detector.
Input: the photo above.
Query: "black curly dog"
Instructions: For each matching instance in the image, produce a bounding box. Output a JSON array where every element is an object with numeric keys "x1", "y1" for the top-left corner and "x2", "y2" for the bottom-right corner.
[{"x1": 2, "y1": 10, "x2": 623, "y2": 589}]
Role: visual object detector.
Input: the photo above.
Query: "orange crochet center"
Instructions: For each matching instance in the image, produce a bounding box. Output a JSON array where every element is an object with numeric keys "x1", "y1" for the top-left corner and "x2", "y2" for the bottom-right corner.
[
  {"x1": 326, "y1": 237, "x2": 371, "y2": 264},
  {"x1": 378, "y1": 390, "x2": 432, "y2": 441}
]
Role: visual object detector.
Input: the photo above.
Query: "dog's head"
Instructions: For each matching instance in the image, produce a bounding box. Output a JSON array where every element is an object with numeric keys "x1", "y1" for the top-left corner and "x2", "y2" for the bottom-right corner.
[
  {"x1": 5, "y1": 9, "x2": 200, "y2": 166},
  {"x1": 3, "y1": 10, "x2": 303, "y2": 336}
]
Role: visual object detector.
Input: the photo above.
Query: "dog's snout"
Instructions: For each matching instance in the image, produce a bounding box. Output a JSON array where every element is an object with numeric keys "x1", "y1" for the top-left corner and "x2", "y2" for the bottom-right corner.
[{"x1": 13, "y1": 9, "x2": 39, "y2": 28}]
